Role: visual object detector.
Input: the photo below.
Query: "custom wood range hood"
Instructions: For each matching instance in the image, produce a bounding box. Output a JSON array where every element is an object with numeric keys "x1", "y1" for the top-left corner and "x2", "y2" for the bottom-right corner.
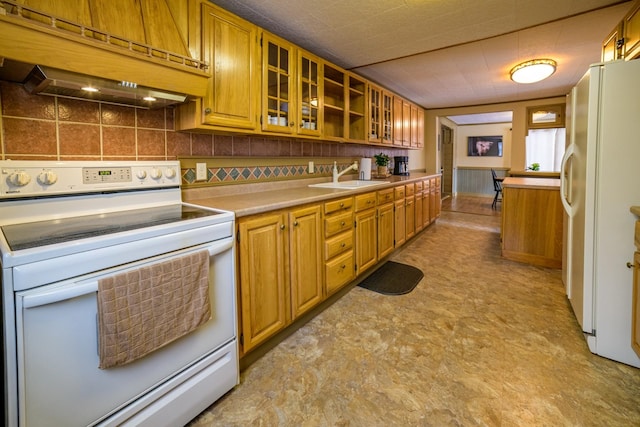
[{"x1": 0, "y1": 0, "x2": 209, "y2": 106}]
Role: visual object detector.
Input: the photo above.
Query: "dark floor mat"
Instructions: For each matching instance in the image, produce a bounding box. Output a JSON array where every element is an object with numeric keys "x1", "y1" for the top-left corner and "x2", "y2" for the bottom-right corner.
[{"x1": 358, "y1": 261, "x2": 424, "y2": 295}]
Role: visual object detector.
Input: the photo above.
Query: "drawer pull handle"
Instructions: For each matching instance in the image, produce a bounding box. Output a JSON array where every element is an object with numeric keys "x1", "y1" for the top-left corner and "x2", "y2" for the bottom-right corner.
[
  {"x1": 341, "y1": 221, "x2": 345, "y2": 226},
  {"x1": 341, "y1": 243, "x2": 346, "y2": 247},
  {"x1": 340, "y1": 202, "x2": 344, "y2": 207},
  {"x1": 340, "y1": 264, "x2": 346, "y2": 269}
]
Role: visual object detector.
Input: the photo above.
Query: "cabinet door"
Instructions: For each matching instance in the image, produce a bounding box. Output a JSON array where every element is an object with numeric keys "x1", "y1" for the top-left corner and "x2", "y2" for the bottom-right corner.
[
  {"x1": 602, "y1": 25, "x2": 622, "y2": 62},
  {"x1": 238, "y1": 213, "x2": 289, "y2": 353},
  {"x1": 297, "y1": 50, "x2": 322, "y2": 136},
  {"x1": 382, "y1": 90, "x2": 394, "y2": 144},
  {"x1": 355, "y1": 208, "x2": 377, "y2": 274},
  {"x1": 289, "y1": 205, "x2": 323, "y2": 319},
  {"x1": 368, "y1": 84, "x2": 382, "y2": 143},
  {"x1": 405, "y1": 195, "x2": 415, "y2": 239},
  {"x1": 394, "y1": 199, "x2": 406, "y2": 247},
  {"x1": 422, "y1": 182, "x2": 430, "y2": 228},
  {"x1": 201, "y1": 4, "x2": 259, "y2": 129},
  {"x1": 410, "y1": 103, "x2": 419, "y2": 148},
  {"x1": 393, "y1": 96, "x2": 404, "y2": 146},
  {"x1": 429, "y1": 179, "x2": 436, "y2": 224},
  {"x1": 434, "y1": 176, "x2": 442, "y2": 219},
  {"x1": 416, "y1": 108, "x2": 425, "y2": 148},
  {"x1": 402, "y1": 100, "x2": 411, "y2": 147},
  {"x1": 262, "y1": 32, "x2": 295, "y2": 133},
  {"x1": 415, "y1": 192, "x2": 423, "y2": 233},
  {"x1": 624, "y1": 1, "x2": 640, "y2": 60},
  {"x1": 377, "y1": 202, "x2": 394, "y2": 259}
]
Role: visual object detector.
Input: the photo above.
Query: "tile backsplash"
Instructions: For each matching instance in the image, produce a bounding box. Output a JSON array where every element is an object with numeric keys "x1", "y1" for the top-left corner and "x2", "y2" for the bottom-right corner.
[{"x1": 0, "y1": 82, "x2": 407, "y2": 183}]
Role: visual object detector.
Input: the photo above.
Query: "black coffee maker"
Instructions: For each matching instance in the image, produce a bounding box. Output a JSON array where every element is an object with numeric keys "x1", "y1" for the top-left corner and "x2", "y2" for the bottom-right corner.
[{"x1": 393, "y1": 156, "x2": 409, "y2": 176}]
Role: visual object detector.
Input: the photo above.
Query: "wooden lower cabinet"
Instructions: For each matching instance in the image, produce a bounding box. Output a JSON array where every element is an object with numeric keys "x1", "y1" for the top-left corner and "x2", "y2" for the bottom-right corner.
[
  {"x1": 289, "y1": 205, "x2": 324, "y2": 319},
  {"x1": 633, "y1": 250, "x2": 640, "y2": 357},
  {"x1": 377, "y1": 201, "x2": 394, "y2": 259},
  {"x1": 238, "y1": 204, "x2": 323, "y2": 353},
  {"x1": 405, "y1": 184, "x2": 416, "y2": 240},
  {"x1": 394, "y1": 186, "x2": 406, "y2": 247},
  {"x1": 238, "y1": 212, "x2": 289, "y2": 353},
  {"x1": 355, "y1": 192, "x2": 378, "y2": 274},
  {"x1": 324, "y1": 197, "x2": 355, "y2": 295}
]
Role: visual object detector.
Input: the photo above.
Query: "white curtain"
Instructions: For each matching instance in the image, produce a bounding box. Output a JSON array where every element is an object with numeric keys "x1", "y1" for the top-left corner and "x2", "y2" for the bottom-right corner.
[{"x1": 525, "y1": 128, "x2": 566, "y2": 171}]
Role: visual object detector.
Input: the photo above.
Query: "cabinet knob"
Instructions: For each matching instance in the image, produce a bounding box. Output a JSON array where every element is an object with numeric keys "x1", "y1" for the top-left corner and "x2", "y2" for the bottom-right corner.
[
  {"x1": 341, "y1": 242, "x2": 346, "y2": 247},
  {"x1": 627, "y1": 262, "x2": 634, "y2": 269},
  {"x1": 204, "y1": 107, "x2": 212, "y2": 114},
  {"x1": 340, "y1": 203, "x2": 344, "y2": 207},
  {"x1": 341, "y1": 221, "x2": 345, "y2": 226},
  {"x1": 293, "y1": 220, "x2": 299, "y2": 226},
  {"x1": 280, "y1": 224, "x2": 285, "y2": 230},
  {"x1": 290, "y1": 121, "x2": 295, "y2": 127}
]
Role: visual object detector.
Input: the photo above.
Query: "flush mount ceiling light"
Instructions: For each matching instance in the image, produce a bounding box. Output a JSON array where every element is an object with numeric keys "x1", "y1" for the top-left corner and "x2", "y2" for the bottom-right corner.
[{"x1": 510, "y1": 59, "x2": 557, "y2": 84}]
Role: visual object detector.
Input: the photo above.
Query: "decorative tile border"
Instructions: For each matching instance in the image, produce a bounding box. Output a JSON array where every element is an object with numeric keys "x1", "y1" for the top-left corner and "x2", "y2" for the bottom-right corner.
[{"x1": 181, "y1": 161, "x2": 341, "y2": 185}]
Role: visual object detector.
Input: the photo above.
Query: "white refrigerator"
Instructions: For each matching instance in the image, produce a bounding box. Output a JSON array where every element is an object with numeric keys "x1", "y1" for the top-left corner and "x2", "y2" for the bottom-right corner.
[{"x1": 561, "y1": 59, "x2": 640, "y2": 368}]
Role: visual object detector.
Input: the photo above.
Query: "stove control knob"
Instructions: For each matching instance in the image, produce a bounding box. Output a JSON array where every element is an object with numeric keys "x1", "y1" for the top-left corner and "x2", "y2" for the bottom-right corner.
[
  {"x1": 150, "y1": 168, "x2": 163, "y2": 180},
  {"x1": 37, "y1": 170, "x2": 58, "y2": 185},
  {"x1": 136, "y1": 170, "x2": 147, "y2": 180},
  {"x1": 8, "y1": 171, "x2": 31, "y2": 186},
  {"x1": 164, "y1": 168, "x2": 177, "y2": 179}
]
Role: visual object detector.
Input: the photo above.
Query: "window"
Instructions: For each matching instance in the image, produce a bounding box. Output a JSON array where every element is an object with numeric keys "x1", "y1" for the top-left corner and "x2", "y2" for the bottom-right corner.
[{"x1": 525, "y1": 128, "x2": 566, "y2": 171}]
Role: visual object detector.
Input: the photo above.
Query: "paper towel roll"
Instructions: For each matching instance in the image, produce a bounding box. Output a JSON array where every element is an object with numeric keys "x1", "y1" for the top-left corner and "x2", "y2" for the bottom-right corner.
[{"x1": 359, "y1": 157, "x2": 372, "y2": 180}]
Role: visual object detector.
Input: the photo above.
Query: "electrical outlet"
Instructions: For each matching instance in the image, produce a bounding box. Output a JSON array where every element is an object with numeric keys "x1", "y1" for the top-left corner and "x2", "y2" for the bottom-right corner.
[
  {"x1": 196, "y1": 163, "x2": 207, "y2": 181},
  {"x1": 308, "y1": 161, "x2": 314, "y2": 174}
]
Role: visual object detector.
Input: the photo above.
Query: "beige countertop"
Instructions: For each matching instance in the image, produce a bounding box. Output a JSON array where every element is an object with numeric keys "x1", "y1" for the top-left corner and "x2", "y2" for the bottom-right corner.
[
  {"x1": 502, "y1": 177, "x2": 560, "y2": 190},
  {"x1": 184, "y1": 173, "x2": 436, "y2": 217}
]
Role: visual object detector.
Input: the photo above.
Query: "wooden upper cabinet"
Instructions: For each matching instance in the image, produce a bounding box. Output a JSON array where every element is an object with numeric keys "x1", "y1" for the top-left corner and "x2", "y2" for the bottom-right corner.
[
  {"x1": 602, "y1": 24, "x2": 623, "y2": 62},
  {"x1": 323, "y1": 63, "x2": 346, "y2": 141},
  {"x1": 602, "y1": 0, "x2": 640, "y2": 61},
  {"x1": 624, "y1": 0, "x2": 640, "y2": 60},
  {"x1": 368, "y1": 84, "x2": 382, "y2": 144},
  {"x1": 382, "y1": 90, "x2": 394, "y2": 144},
  {"x1": 393, "y1": 96, "x2": 404, "y2": 146},
  {"x1": 261, "y1": 32, "x2": 295, "y2": 134},
  {"x1": 347, "y1": 73, "x2": 367, "y2": 142},
  {"x1": 296, "y1": 50, "x2": 323, "y2": 137},
  {"x1": 197, "y1": 3, "x2": 259, "y2": 130}
]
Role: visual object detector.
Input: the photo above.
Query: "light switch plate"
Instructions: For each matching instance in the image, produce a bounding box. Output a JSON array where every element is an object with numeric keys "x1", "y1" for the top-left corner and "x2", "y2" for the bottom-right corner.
[
  {"x1": 308, "y1": 161, "x2": 314, "y2": 174},
  {"x1": 196, "y1": 163, "x2": 207, "y2": 181}
]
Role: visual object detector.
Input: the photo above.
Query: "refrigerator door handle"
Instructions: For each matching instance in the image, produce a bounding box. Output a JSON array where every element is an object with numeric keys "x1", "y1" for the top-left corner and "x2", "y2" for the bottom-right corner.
[{"x1": 560, "y1": 143, "x2": 575, "y2": 216}]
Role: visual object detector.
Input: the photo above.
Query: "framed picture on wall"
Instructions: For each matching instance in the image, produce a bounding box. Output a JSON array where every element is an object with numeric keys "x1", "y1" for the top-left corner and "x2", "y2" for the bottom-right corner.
[{"x1": 467, "y1": 136, "x2": 503, "y2": 157}]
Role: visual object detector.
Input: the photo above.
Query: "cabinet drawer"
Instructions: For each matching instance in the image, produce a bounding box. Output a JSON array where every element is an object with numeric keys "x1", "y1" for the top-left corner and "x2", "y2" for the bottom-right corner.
[
  {"x1": 377, "y1": 188, "x2": 394, "y2": 204},
  {"x1": 325, "y1": 250, "x2": 355, "y2": 294},
  {"x1": 325, "y1": 211, "x2": 353, "y2": 237},
  {"x1": 415, "y1": 181, "x2": 423, "y2": 192},
  {"x1": 325, "y1": 230, "x2": 353, "y2": 260},
  {"x1": 405, "y1": 184, "x2": 415, "y2": 197},
  {"x1": 355, "y1": 192, "x2": 376, "y2": 212},
  {"x1": 324, "y1": 197, "x2": 353, "y2": 215},
  {"x1": 394, "y1": 186, "x2": 405, "y2": 200}
]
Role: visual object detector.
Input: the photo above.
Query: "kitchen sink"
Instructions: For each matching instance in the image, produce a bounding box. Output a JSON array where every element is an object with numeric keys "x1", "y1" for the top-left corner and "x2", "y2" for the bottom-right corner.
[{"x1": 309, "y1": 180, "x2": 390, "y2": 189}]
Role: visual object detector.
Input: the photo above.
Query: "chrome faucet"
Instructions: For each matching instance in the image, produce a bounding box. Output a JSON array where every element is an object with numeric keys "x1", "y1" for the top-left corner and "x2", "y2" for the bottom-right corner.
[{"x1": 333, "y1": 161, "x2": 359, "y2": 183}]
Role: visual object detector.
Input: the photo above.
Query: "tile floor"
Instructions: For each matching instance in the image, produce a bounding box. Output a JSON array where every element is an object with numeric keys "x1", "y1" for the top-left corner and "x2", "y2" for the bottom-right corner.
[{"x1": 188, "y1": 197, "x2": 640, "y2": 426}]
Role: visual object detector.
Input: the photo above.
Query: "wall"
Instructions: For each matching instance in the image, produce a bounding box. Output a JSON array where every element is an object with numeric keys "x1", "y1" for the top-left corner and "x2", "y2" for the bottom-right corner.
[
  {"x1": 0, "y1": 82, "x2": 407, "y2": 185},
  {"x1": 422, "y1": 96, "x2": 567, "y2": 175}
]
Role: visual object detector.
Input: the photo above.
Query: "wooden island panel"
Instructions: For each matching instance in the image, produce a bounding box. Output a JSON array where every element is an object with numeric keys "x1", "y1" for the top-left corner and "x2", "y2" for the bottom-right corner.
[{"x1": 501, "y1": 178, "x2": 563, "y2": 269}]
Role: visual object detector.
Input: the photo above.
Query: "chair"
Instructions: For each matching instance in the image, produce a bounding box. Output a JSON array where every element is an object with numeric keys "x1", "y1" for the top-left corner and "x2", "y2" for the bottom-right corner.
[{"x1": 491, "y1": 169, "x2": 502, "y2": 209}]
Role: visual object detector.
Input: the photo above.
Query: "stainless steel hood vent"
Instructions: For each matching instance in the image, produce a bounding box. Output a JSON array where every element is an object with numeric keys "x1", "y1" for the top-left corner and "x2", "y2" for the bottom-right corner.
[{"x1": 22, "y1": 65, "x2": 190, "y2": 109}]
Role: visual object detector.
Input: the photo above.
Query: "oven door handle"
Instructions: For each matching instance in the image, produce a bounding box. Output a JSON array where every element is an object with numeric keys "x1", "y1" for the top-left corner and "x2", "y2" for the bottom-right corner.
[
  {"x1": 21, "y1": 281, "x2": 98, "y2": 309},
  {"x1": 207, "y1": 237, "x2": 233, "y2": 257},
  {"x1": 21, "y1": 238, "x2": 233, "y2": 309}
]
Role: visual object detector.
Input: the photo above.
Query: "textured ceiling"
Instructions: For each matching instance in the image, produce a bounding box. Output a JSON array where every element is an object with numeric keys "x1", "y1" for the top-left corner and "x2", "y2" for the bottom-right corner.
[{"x1": 209, "y1": 0, "x2": 633, "y2": 110}]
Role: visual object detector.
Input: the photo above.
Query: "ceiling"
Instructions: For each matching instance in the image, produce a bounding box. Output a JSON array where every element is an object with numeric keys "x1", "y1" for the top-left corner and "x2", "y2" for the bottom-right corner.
[{"x1": 209, "y1": 0, "x2": 633, "y2": 111}]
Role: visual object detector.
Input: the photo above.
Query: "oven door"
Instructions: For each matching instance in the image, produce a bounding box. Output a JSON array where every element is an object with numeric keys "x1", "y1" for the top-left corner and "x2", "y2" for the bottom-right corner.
[{"x1": 14, "y1": 237, "x2": 237, "y2": 427}]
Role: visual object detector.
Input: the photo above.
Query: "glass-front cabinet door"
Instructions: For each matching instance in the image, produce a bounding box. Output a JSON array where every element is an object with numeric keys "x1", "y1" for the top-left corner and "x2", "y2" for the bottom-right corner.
[
  {"x1": 368, "y1": 84, "x2": 382, "y2": 143},
  {"x1": 262, "y1": 32, "x2": 294, "y2": 133},
  {"x1": 381, "y1": 90, "x2": 393, "y2": 144},
  {"x1": 297, "y1": 50, "x2": 322, "y2": 137}
]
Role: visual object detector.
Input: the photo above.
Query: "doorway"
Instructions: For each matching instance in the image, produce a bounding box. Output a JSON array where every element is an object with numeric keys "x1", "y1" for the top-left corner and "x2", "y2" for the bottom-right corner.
[{"x1": 440, "y1": 124, "x2": 453, "y2": 197}]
